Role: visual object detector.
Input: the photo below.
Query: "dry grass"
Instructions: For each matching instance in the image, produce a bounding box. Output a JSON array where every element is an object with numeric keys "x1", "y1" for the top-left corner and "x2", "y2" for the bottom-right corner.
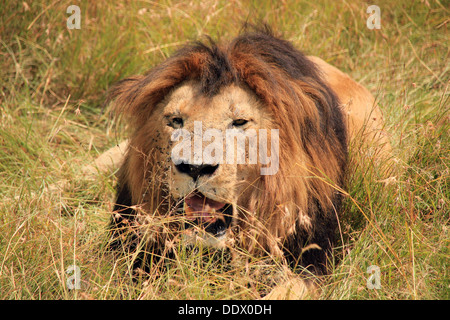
[{"x1": 0, "y1": 0, "x2": 448, "y2": 299}]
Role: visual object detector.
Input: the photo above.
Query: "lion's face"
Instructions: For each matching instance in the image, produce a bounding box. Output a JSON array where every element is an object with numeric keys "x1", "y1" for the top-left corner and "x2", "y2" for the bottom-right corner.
[{"x1": 143, "y1": 81, "x2": 275, "y2": 246}]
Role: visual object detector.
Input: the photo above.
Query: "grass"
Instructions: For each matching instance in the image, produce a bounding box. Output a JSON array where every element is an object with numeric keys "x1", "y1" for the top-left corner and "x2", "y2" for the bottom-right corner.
[{"x1": 0, "y1": 0, "x2": 448, "y2": 299}]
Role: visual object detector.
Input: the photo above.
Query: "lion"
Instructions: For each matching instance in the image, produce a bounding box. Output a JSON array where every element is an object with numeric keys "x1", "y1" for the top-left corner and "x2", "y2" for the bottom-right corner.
[{"x1": 98, "y1": 27, "x2": 390, "y2": 298}]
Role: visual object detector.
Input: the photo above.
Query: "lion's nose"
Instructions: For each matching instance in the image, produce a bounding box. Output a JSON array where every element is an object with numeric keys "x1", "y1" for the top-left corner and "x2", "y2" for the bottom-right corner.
[{"x1": 175, "y1": 163, "x2": 219, "y2": 180}]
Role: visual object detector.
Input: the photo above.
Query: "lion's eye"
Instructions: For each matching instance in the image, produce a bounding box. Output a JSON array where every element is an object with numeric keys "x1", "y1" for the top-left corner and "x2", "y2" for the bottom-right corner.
[
  {"x1": 168, "y1": 117, "x2": 184, "y2": 128},
  {"x1": 232, "y1": 119, "x2": 248, "y2": 127}
]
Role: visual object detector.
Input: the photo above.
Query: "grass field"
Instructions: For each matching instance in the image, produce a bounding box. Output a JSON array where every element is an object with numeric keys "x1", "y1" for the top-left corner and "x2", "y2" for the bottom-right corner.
[{"x1": 0, "y1": 0, "x2": 448, "y2": 299}]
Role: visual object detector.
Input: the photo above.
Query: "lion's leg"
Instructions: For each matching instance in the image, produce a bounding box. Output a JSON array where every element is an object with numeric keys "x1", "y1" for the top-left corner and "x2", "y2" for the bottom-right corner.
[{"x1": 82, "y1": 139, "x2": 129, "y2": 176}]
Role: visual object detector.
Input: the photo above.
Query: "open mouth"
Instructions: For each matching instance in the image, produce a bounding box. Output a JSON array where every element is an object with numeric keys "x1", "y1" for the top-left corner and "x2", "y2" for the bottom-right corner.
[{"x1": 182, "y1": 191, "x2": 233, "y2": 237}]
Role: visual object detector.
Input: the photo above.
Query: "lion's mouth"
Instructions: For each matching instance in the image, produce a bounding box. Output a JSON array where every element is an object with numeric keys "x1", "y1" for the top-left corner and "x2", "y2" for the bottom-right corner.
[{"x1": 182, "y1": 191, "x2": 233, "y2": 237}]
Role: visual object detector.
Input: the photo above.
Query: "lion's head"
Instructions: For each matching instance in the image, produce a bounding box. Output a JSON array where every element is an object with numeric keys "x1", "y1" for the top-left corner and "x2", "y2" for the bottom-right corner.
[{"x1": 108, "y1": 28, "x2": 347, "y2": 275}]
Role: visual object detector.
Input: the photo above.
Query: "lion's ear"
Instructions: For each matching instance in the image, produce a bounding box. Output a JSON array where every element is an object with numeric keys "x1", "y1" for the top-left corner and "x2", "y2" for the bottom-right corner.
[
  {"x1": 105, "y1": 75, "x2": 148, "y2": 126},
  {"x1": 106, "y1": 71, "x2": 179, "y2": 128},
  {"x1": 105, "y1": 44, "x2": 217, "y2": 127}
]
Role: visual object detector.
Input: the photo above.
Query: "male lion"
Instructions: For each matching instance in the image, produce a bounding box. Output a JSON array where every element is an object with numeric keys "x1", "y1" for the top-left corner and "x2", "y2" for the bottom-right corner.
[{"x1": 98, "y1": 27, "x2": 390, "y2": 298}]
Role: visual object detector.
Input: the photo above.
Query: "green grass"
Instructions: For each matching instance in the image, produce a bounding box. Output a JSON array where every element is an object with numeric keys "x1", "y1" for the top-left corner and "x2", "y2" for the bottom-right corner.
[{"x1": 0, "y1": 0, "x2": 448, "y2": 299}]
